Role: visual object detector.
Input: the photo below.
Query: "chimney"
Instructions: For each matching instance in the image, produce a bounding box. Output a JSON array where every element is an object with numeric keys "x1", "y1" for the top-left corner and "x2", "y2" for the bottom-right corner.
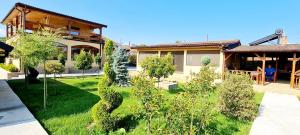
[{"x1": 278, "y1": 35, "x2": 288, "y2": 45}]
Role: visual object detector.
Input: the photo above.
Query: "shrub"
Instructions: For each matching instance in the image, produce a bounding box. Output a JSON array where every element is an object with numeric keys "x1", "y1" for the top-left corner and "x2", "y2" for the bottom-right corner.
[
  {"x1": 57, "y1": 53, "x2": 66, "y2": 65},
  {"x1": 45, "y1": 61, "x2": 65, "y2": 78},
  {"x1": 131, "y1": 74, "x2": 164, "y2": 134},
  {"x1": 218, "y1": 73, "x2": 256, "y2": 120},
  {"x1": 201, "y1": 56, "x2": 211, "y2": 66},
  {"x1": 185, "y1": 65, "x2": 217, "y2": 96},
  {"x1": 92, "y1": 76, "x2": 123, "y2": 133},
  {"x1": 95, "y1": 53, "x2": 101, "y2": 69},
  {"x1": 0, "y1": 64, "x2": 18, "y2": 72},
  {"x1": 104, "y1": 40, "x2": 115, "y2": 84}
]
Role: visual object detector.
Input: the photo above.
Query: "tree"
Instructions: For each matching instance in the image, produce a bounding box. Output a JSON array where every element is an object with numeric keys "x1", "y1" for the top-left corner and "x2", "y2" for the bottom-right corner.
[
  {"x1": 57, "y1": 53, "x2": 66, "y2": 65},
  {"x1": 132, "y1": 74, "x2": 164, "y2": 134},
  {"x1": 45, "y1": 61, "x2": 64, "y2": 95},
  {"x1": 74, "y1": 50, "x2": 93, "y2": 78},
  {"x1": 141, "y1": 53, "x2": 175, "y2": 88},
  {"x1": 104, "y1": 40, "x2": 115, "y2": 84},
  {"x1": 113, "y1": 47, "x2": 129, "y2": 86},
  {"x1": 201, "y1": 56, "x2": 211, "y2": 66},
  {"x1": 95, "y1": 53, "x2": 101, "y2": 69},
  {"x1": 11, "y1": 29, "x2": 60, "y2": 109}
]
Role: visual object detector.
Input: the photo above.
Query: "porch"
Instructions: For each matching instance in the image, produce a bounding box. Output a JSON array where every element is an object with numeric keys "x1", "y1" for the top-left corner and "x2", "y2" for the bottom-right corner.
[{"x1": 223, "y1": 44, "x2": 300, "y2": 89}]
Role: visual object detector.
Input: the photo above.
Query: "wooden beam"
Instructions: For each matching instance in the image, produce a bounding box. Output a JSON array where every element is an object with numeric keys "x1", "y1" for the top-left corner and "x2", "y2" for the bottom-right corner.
[
  {"x1": 6, "y1": 25, "x2": 8, "y2": 37},
  {"x1": 225, "y1": 53, "x2": 233, "y2": 61},
  {"x1": 262, "y1": 53, "x2": 266, "y2": 85},
  {"x1": 290, "y1": 53, "x2": 297, "y2": 88},
  {"x1": 254, "y1": 53, "x2": 261, "y2": 59}
]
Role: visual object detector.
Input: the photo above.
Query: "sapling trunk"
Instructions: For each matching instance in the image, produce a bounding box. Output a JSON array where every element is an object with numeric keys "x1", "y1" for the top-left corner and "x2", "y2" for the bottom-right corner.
[{"x1": 43, "y1": 61, "x2": 47, "y2": 109}]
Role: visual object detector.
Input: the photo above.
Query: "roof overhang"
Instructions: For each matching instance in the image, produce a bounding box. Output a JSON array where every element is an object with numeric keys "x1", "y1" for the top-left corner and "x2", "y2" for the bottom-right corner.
[
  {"x1": 1, "y1": 2, "x2": 107, "y2": 28},
  {"x1": 225, "y1": 44, "x2": 300, "y2": 53}
]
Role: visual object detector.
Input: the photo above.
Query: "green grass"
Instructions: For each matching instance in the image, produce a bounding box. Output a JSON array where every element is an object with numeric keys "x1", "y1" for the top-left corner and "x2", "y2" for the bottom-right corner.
[{"x1": 8, "y1": 76, "x2": 264, "y2": 135}]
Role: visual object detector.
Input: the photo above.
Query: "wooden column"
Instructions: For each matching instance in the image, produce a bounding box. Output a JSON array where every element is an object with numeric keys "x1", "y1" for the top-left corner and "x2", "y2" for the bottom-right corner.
[
  {"x1": 262, "y1": 53, "x2": 266, "y2": 85},
  {"x1": 21, "y1": 10, "x2": 26, "y2": 31},
  {"x1": 274, "y1": 56, "x2": 279, "y2": 82},
  {"x1": 290, "y1": 53, "x2": 297, "y2": 88}
]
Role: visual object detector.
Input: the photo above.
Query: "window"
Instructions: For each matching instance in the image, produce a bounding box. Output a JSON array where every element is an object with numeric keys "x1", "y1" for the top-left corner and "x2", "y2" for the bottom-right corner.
[
  {"x1": 186, "y1": 51, "x2": 220, "y2": 66},
  {"x1": 138, "y1": 51, "x2": 158, "y2": 63}
]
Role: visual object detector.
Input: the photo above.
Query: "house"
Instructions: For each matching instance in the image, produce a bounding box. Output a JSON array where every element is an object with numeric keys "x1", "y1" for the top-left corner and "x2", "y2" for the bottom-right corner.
[
  {"x1": 1, "y1": 2, "x2": 107, "y2": 73},
  {"x1": 131, "y1": 40, "x2": 241, "y2": 81}
]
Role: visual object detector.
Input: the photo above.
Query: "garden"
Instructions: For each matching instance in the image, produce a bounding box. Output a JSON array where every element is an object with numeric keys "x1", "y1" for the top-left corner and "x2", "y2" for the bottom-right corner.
[{"x1": 7, "y1": 29, "x2": 263, "y2": 135}]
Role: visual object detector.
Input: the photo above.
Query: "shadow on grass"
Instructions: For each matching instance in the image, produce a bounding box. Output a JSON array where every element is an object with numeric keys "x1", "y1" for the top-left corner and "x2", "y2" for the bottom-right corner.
[{"x1": 8, "y1": 78, "x2": 99, "y2": 121}]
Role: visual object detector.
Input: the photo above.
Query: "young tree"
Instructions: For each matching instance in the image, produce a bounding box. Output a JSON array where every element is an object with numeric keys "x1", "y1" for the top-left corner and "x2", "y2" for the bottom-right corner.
[
  {"x1": 132, "y1": 74, "x2": 164, "y2": 134},
  {"x1": 104, "y1": 40, "x2": 115, "y2": 84},
  {"x1": 113, "y1": 47, "x2": 129, "y2": 86},
  {"x1": 57, "y1": 53, "x2": 66, "y2": 66},
  {"x1": 45, "y1": 61, "x2": 64, "y2": 95},
  {"x1": 141, "y1": 53, "x2": 175, "y2": 88},
  {"x1": 94, "y1": 53, "x2": 101, "y2": 69},
  {"x1": 74, "y1": 50, "x2": 93, "y2": 78},
  {"x1": 11, "y1": 30, "x2": 60, "y2": 109}
]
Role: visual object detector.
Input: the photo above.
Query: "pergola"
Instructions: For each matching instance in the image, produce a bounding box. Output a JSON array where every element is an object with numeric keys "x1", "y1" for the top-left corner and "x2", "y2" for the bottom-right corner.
[{"x1": 223, "y1": 44, "x2": 300, "y2": 88}]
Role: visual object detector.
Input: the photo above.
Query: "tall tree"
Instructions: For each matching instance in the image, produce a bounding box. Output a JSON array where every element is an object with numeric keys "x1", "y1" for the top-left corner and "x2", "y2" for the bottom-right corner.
[
  {"x1": 104, "y1": 40, "x2": 115, "y2": 84},
  {"x1": 113, "y1": 47, "x2": 129, "y2": 86},
  {"x1": 141, "y1": 53, "x2": 175, "y2": 88},
  {"x1": 74, "y1": 50, "x2": 93, "y2": 78}
]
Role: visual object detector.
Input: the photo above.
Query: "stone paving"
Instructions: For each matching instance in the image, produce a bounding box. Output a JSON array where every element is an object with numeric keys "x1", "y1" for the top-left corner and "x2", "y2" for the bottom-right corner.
[
  {"x1": 250, "y1": 92, "x2": 300, "y2": 135},
  {"x1": 0, "y1": 80, "x2": 48, "y2": 135}
]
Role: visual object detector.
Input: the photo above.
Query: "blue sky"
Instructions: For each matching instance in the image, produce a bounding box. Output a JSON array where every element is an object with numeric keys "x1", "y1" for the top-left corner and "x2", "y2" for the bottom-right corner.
[{"x1": 0, "y1": 0, "x2": 300, "y2": 45}]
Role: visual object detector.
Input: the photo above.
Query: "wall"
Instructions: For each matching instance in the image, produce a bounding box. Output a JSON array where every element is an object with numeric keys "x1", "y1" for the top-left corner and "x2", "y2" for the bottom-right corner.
[{"x1": 136, "y1": 48, "x2": 224, "y2": 82}]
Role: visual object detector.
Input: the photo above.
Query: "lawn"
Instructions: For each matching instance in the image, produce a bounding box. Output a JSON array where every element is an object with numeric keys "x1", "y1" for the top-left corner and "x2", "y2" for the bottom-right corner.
[{"x1": 8, "y1": 76, "x2": 264, "y2": 135}]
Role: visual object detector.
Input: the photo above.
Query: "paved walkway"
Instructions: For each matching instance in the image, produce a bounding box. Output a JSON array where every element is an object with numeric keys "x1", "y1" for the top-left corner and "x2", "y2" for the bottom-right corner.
[
  {"x1": 250, "y1": 92, "x2": 300, "y2": 135},
  {"x1": 0, "y1": 80, "x2": 48, "y2": 135}
]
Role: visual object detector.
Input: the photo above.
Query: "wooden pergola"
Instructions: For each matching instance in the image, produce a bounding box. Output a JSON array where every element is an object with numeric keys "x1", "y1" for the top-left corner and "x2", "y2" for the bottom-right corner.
[{"x1": 223, "y1": 44, "x2": 300, "y2": 88}]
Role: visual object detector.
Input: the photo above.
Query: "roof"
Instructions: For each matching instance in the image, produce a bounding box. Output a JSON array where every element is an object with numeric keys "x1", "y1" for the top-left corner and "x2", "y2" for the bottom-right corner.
[
  {"x1": 225, "y1": 44, "x2": 300, "y2": 53},
  {"x1": 1, "y1": 2, "x2": 107, "y2": 28},
  {"x1": 131, "y1": 40, "x2": 241, "y2": 49}
]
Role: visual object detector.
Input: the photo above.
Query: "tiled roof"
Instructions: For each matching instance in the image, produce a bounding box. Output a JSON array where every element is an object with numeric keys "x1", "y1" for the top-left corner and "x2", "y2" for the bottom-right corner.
[
  {"x1": 131, "y1": 40, "x2": 241, "y2": 49},
  {"x1": 225, "y1": 44, "x2": 300, "y2": 52}
]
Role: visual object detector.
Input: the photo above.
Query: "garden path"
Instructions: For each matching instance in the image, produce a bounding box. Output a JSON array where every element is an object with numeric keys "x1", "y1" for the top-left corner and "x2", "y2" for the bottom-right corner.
[
  {"x1": 0, "y1": 80, "x2": 48, "y2": 135},
  {"x1": 250, "y1": 92, "x2": 300, "y2": 135}
]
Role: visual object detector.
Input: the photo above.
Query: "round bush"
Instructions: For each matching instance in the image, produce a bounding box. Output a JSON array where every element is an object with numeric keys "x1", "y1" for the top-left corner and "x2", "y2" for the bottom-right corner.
[
  {"x1": 218, "y1": 73, "x2": 256, "y2": 120},
  {"x1": 201, "y1": 56, "x2": 211, "y2": 66}
]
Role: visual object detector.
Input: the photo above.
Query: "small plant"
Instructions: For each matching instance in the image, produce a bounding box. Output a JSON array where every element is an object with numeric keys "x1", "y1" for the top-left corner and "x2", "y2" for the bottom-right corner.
[
  {"x1": 128, "y1": 54, "x2": 136, "y2": 66},
  {"x1": 0, "y1": 63, "x2": 18, "y2": 72},
  {"x1": 113, "y1": 47, "x2": 130, "y2": 86},
  {"x1": 201, "y1": 56, "x2": 211, "y2": 66},
  {"x1": 218, "y1": 73, "x2": 256, "y2": 120},
  {"x1": 131, "y1": 74, "x2": 164, "y2": 134},
  {"x1": 74, "y1": 50, "x2": 93, "y2": 78},
  {"x1": 141, "y1": 53, "x2": 175, "y2": 88},
  {"x1": 57, "y1": 53, "x2": 67, "y2": 65}
]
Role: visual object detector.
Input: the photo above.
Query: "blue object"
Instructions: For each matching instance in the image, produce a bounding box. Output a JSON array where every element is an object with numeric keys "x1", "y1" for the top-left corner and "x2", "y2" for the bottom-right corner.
[{"x1": 265, "y1": 67, "x2": 275, "y2": 81}]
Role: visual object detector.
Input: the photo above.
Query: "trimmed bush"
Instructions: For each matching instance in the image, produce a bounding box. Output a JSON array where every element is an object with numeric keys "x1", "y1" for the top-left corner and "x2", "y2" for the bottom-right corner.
[
  {"x1": 57, "y1": 53, "x2": 66, "y2": 65},
  {"x1": 45, "y1": 61, "x2": 64, "y2": 77},
  {"x1": 92, "y1": 76, "x2": 123, "y2": 133},
  {"x1": 0, "y1": 64, "x2": 18, "y2": 72},
  {"x1": 201, "y1": 56, "x2": 211, "y2": 66},
  {"x1": 218, "y1": 73, "x2": 256, "y2": 120}
]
